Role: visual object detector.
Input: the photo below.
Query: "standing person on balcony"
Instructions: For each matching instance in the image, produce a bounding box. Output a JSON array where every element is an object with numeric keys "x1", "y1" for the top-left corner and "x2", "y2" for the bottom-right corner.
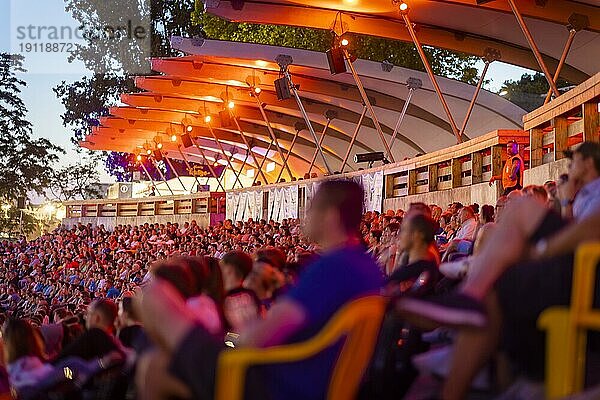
[{"x1": 489, "y1": 140, "x2": 524, "y2": 195}]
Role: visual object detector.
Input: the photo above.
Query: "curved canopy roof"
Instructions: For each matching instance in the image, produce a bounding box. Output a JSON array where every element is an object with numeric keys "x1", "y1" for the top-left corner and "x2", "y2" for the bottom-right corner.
[
  {"x1": 82, "y1": 38, "x2": 525, "y2": 185},
  {"x1": 205, "y1": 0, "x2": 600, "y2": 84}
]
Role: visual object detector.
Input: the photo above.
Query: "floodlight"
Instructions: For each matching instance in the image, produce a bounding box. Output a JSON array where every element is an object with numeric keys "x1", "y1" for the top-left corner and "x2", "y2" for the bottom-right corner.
[{"x1": 354, "y1": 152, "x2": 386, "y2": 164}]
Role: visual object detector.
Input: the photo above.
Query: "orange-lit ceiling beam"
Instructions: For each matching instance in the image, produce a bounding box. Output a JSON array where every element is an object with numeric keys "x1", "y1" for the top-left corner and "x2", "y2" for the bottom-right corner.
[
  {"x1": 86, "y1": 125, "x2": 329, "y2": 174},
  {"x1": 149, "y1": 60, "x2": 457, "y2": 136},
  {"x1": 118, "y1": 94, "x2": 376, "y2": 154},
  {"x1": 103, "y1": 108, "x2": 355, "y2": 162},
  {"x1": 205, "y1": 1, "x2": 590, "y2": 83}
]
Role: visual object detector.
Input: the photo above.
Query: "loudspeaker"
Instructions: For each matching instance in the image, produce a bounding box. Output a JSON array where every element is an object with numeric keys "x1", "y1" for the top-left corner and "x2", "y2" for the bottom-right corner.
[
  {"x1": 326, "y1": 47, "x2": 346, "y2": 75},
  {"x1": 181, "y1": 133, "x2": 193, "y2": 148},
  {"x1": 17, "y1": 197, "x2": 26, "y2": 209},
  {"x1": 219, "y1": 110, "x2": 232, "y2": 127},
  {"x1": 274, "y1": 77, "x2": 291, "y2": 100}
]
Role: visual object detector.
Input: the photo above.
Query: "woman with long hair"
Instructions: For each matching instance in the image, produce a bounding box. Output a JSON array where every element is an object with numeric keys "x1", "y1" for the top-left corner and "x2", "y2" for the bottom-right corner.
[{"x1": 3, "y1": 318, "x2": 53, "y2": 391}]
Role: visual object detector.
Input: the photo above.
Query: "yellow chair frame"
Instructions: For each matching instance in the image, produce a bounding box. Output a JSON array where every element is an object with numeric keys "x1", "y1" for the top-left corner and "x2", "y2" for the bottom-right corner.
[
  {"x1": 538, "y1": 242, "x2": 600, "y2": 399},
  {"x1": 215, "y1": 295, "x2": 386, "y2": 400}
]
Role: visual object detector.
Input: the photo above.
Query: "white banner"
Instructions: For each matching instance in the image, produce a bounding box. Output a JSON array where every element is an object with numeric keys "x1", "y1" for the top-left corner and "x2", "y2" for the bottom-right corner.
[
  {"x1": 361, "y1": 170, "x2": 384, "y2": 212},
  {"x1": 228, "y1": 171, "x2": 383, "y2": 222},
  {"x1": 301, "y1": 171, "x2": 383, "y2": 217},
  {"x1": 226, "y1": 190, "x2": 264, "y2": 222},
  {"x1": 267, "y1": 186, "x2": 298, "y2": 221}
]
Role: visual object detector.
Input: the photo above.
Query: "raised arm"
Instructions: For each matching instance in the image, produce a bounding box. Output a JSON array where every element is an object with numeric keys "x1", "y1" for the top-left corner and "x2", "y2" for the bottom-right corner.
[{"x1": 533, "y1": 210, "x2": 600, "y2": 259}]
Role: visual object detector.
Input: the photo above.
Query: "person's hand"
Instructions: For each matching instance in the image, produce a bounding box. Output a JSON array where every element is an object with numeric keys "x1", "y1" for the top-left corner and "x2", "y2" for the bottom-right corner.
[
  {"x1": 488, "y1": 176, "x2": 496, "y2": 187},
  {"x1": 557, "y1": 175, "x2": 578, "y2": 204}
]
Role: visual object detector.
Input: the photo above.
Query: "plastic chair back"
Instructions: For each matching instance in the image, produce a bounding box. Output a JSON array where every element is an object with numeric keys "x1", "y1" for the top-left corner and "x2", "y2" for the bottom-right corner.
[
  {"x1": 215, "y1": 295, "x2": 386, "y2": 400},
  {"x1": 538, "y1": 242, "x2": 600, "y2": 398}
]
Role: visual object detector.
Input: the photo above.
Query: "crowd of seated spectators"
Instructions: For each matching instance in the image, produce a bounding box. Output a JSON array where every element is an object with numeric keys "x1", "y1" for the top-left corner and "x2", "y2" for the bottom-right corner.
[{"x1": 0, "y1": 141, "x2": 597, "y2": 400}]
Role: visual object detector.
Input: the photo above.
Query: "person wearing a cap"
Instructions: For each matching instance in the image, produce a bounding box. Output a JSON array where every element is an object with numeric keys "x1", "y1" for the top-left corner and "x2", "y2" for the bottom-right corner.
[
  {"x1": 489, "y1": 140, "x2": 524, "y2": 195},
  {"x1": 558, "y1": 141, "x2": 600, "y2": 220}
]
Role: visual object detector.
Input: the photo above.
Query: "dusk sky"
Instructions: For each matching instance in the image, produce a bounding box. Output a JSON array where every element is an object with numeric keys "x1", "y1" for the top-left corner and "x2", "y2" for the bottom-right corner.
[{"x1": 1, "y1": 0, "x2": 535, "y2": 187}]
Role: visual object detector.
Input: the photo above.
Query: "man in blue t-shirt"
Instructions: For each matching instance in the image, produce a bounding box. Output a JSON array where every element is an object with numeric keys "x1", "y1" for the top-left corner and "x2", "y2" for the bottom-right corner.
[{"x1": 136, "y1": 180, "x2": 383, "y2": 400}]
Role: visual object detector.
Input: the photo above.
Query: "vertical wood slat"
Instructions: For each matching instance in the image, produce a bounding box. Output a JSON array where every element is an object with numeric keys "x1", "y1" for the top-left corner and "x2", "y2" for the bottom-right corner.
[
  {"x1": 582, "y1": 102, "x2": 599, "y2": 143},
  {"x1": 428, "y1": 164, "x2": 438, "y2": 192},
  {"x1": 451, "y1": 158, "x2": 462, "y2": 188},
  {"x1": 472, "y1": 152, "x2": 483, "y2": 184},
  {"x1": 554, "y1": 116, "x2": 569, "y2": 161},
  {"x1": 491, "y1": 145, "x2": 505, "y2": 198},
  {"x1": 385, "y1": 174, "x2": 395, "y2": 198},
  {"x1": 530, "y1": 128, "x2": 544, "y2": 167},
  {"x1": 408, "y1": 170, "x2": 417, "y2": 195}
]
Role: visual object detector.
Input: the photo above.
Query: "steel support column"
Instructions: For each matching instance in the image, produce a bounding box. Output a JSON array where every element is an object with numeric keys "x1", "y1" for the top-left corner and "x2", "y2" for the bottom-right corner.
[
  {"x1": 276, "y1": 125, "x2": 303, "y2": 182},
  {"x1": 139, "y1": 161, "x2": 163, "y2": 196},
  {"x1": 389, "y1": 88, "x2": 414, "y2": 151},
  {"x1": 191, "y1": 139, "x2": 226, "y2": 192},
  {"x1": 177, "y1": 145, "x2": 202, "y2": 192},
  {"x1": 235, "y1": 149, "x2": 252, "y2": 184},
  {"x1": 206, "y1": 123, "x2": 244, "y2": 188},
  {"x1": 388, "y1": 77, "x2": 422, "y2": 150},
  {"x1": 342, "y1": 48, "x2": 396, "y2": 163},
  {"x1": 232, "y1": 115, "x2": 269, "y2": 184},
  {"x1": 252, "y1": 93, "x2": 294, "y2": 180},
  {"x1": 544, "y1": 27, "x2": 577, "y2": 104},
  {"x1": 163, "y1": 155, "x2": 188, "y2": 193},
  {"x1": 149, "y1": 157, "x2": 175, "y2": 196},
  {"x1": 307, "y1": 112, "x2": 335, "y2": 176},
  {"x1": 399, "y1": 10, "x2": 461, "y2": 142},
  {"x1": 277, "y1": 59, "x2": 334, "y2": 175},
  {"x1": 460, "y1": 55, "x2": 494, "y2": 136},
  {"x1": 252, "y1": 140, "x2": 275, "y2": 186},
  {"x1": 506, "y1": 0, "x2": 560, "y2": 98},
  {"x1": 341, "y1": 106, "x2": 367, "y2": 172}
]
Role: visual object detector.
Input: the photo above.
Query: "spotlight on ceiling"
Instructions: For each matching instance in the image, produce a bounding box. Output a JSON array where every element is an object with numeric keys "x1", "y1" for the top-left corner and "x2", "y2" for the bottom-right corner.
[
  {"x1": 274, "y1": 76, "x2": 291, "y2": 101},
  {"x1": 399, "y1": 1, "x2": 408, "y2": 11},
  {"x1": 171, "y1": 134, "x2": 178, "y2": 142},
  {"x1": 340, "y1": 38, "x2": 349, "y2": 46},
  {"x1": 182, "y1": 117, "x2": 193, "y2": 132},
  {"x1": 156, "y1": 142, "x2": 163, "y2": 149},
  {"x1": 204, "y1": 115, "x2": 212, "y2": 123},
  {"x1": 254, "y1": 87, "x2": 262, "y2": 94},
  {"x1": 136, "y1": 154, "x2": 142, "y2": 162},
  {"x1": 146, "y1": 149, "x2": 152, "y2": 155},
  {"x1": 228, "y1": 101, "x2": 235, "y2": 109}
]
